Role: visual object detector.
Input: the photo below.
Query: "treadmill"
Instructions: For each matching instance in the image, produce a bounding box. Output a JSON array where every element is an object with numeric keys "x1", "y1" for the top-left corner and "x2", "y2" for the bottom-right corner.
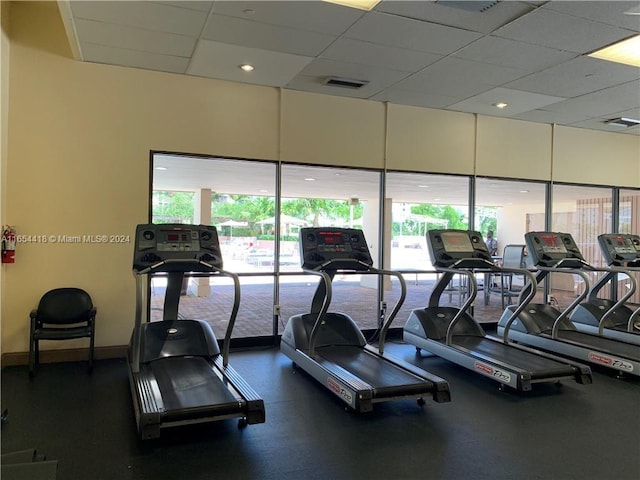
[
  {"x1": 280, "y1": 227, "x2": 451, "y2": 412},
  {"x1": 403, "y1": 229, "x2": 591, "y2": 391},
  {"x1": 129, "y1": 223, "x2": 265, "y2": 439},
  {"x1": 497, "y1": 231, "x2": 640, "y2": 378},
  {"x1": 569, "y1": 233, "x2": 640, "y2": 345}
]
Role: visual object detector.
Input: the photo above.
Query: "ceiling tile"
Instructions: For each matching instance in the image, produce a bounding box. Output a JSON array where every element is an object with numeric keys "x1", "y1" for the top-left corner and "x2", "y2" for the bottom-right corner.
[
  {"x1": 376, "y1": 0, "x2": 537, "y2": 34},
  {"x1": 394, "y1": 56, "x2": 529, "y2": 98},
  {"x1": 505, "y1": 56, "x2": 640, "y2": 99},
  {"x1": 211, "y1": 0, "x2": 365, "y2": 35},
  {"x1": 158, "y1": 1, "x2": 213, "y2": 13},
  {"x1": 202, "y1": 14, "x2": 337, "y2": 57},
  {"x1": 511, "y1": 108, "x2": 592, "y2": 125},
  {"x1": 542, "y1": 80, "x2": 640, "y2": 117},
  {"x1": 369, "y1": 87, "x2": 461, "y2": 109},
  {"x1": 453, "y1": 36, "x2": 576, "y2": 72},
  {"x1": 320, "y1": 37, "x2": 442, "y2": 73},
  {"x1": 448, "y1": 87, "x2": 566, "y2": 116},
  {"x1": 70, "y1": 1, "x2": 209, "y2": 36},
  {"x1": 542, "y1": 1, "x2": 640, "y2": 31},
  {"x1": 187, "y1": 40, "x2": 313, "y2": 87},
  {"x1": 75, "y1": 19, "x2": 196, "y2": 58},
  {"x1": 493, "y1": 7, "x2": 633, "y2": 53},
  {"x1": 344, "y1": 11, "x2": 482, "y2": 55},
  {"x1": 81, "y1": 43, "x2": 190, "y2": 74}
]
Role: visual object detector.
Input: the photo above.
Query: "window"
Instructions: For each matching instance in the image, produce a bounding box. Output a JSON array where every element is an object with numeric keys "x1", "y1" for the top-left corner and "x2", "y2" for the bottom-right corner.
[
  {"x1": 385, "y1": 172, "x2": 470, "y2": 325},
  {"x1": 551, "y1": 184, "x2": 613, "y2": 310},
  {"x1": 279, "y1": 164, "x2": 382, "y2": 332},
  {"x1": 475, "y1": 178, "x2": 547, "y2": 314}
]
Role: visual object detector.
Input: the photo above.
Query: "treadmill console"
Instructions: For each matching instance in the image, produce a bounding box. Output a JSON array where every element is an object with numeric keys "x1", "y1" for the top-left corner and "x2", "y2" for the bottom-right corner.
[
  {"x1": 524, "y1": 231, "x2": 584, "y2": 268},
  {"x1": 133, "y1": 223, "x2": 223, "y2": 272},
  {"x1": 299, "y1": 227, "x2": 373, "y2": 271},
  {"x1": 427, "y1": 229, "x2": 492, "y2": 268},
  {"x1": 598, "y1": 233, "x2": 640, "y2": 267}
]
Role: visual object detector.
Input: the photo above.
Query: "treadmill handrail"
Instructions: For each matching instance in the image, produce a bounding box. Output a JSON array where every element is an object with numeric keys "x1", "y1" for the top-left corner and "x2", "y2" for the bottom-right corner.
[
  {"x1": 313, "y1": 257, "x2": 373, "y2": 272},
  {"x1": 435, "y1": 263, "x2": 538, "y2": 345},
  {"x1": 493, "y1": 267, "x2": 538, "y2": 344},
  {"x1": 302, "y1": 268, "x2": 333, "y2": 358},
  {"x1": 134, "y1": 257, "x2": 216, "y2": 275},
  {"x1": 370, "y1": 267, "x2": 407, "y2": 355},
  {"x1": 619, "y1": 266, "x2": 640, "y2": 332},
  {"x1": 434, "y1": 267, "x2": 478, "y2": 346},
  {"x1": 603, "y1": 265, "x2": 640, "y2": 333},
  {"x1": 586, "y1": 266, "x2": 637, "y2": 335},
  {"x1": 303, "y1": 264, "x2": 407, "y2": 356},
  {"x1": 131, "y1": 258, "x2": 242, "y2": 369},
  {"x1": 536, "y1": 265, "x2": 592, "y2": 339}
]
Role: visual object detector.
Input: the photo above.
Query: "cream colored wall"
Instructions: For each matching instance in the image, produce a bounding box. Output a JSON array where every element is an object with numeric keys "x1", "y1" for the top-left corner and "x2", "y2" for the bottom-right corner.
[
  {"x1": 385, "y1": 103, "x2": 475, "y2": 174},
  {"x1": 553, "y1": 126, "x2": 640, "y2": 187},
  {"x1": 476, "y1": 116, "x2": 552, "y2": 180},
  {"x1": 2, "y1": 1, "x2": 639, "y2": 355},
  {"x1": 0, "y1": 1, "x2": 10, "y2": 356},
  {"x1": 280, "y1": 89, "x2": 385, "y2": 168},
  {"x1": 2, "y1": 2, "x2": 279, "y2": 353}
]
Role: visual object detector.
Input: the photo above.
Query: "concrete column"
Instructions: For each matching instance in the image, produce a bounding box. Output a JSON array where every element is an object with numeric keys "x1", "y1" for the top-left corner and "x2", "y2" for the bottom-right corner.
[{"x1": 193, "y1": 188, "x2": 212, "y2": 297}]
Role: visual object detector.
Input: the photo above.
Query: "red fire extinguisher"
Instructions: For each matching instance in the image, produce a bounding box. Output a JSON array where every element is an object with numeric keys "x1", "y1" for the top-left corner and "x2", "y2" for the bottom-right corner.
[{"x1": 2, "y1": 225, "x2": 16, "y2": 263}]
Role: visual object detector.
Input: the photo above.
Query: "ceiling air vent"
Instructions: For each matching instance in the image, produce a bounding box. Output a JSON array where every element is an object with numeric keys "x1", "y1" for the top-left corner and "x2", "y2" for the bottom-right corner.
[
  {"x1": 323, "y1": 76, "x2": 369, "y2": 89},
  {"x1": 436, "y1": 1, "x2": 499, "y2": 13},
  {"x1": 605, "y1": 117, "x2": 640, "y2": 128}
]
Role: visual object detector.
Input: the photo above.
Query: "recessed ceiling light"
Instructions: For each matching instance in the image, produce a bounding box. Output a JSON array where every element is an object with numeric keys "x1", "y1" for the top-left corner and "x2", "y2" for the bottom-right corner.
[
  {"x1": 259, "y1": 189, "x2": 268, "y2": 193},
  {"x1": 304, "y1": 177, "x2": 316, "y2": 182},
  {"x1": 154, "y1": 166, "x2": 167, "y2": 170},
  {"x1": 418, "y1": 185, "x2": 429, "y2": 188},
  {"x1": 493, "y1": 102, "x2": 508, "y2": 109},
  {"x1": 519, "y1": 190, "x2": 530, "y2": 193},
  {"x1": 322, "y1": 0, "x2": 380, "y2": 11},
  {"x1": 239, "y1": 64, "x2": 255, "y2": 72},
  {"x1": 588, "y1": 34, "x2": 640, "y2": 68}
]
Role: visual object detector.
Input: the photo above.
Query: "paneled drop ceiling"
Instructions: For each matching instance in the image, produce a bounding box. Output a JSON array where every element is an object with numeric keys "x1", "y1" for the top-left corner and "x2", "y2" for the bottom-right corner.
[{"x1": 59, "y1": 0, "x2": 640, "y2": 135}]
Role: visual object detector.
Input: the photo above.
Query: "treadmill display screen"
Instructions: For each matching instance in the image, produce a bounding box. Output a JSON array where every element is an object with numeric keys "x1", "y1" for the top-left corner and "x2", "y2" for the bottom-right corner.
[
  {"x1": 317, "y1": 230, "x2": 352, "y2": 253},
  {"x1": 612, "y1": 236, "x2": 635, "y2": 254},
  {"x1": 157, "y1": 229, "x2": 199, "y2": 252},
  {"x1": 441, "y1": 231, "x2": 473, "y2": 253},
  {"x1": 539, "y1": 234, "x2": 567, "y2": 254}
]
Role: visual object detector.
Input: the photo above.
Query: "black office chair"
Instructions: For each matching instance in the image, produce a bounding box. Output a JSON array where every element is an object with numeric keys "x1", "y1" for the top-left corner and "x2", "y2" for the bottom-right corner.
[{"x1": 29, "y1": 288, "x2": 96, "y2": 377}]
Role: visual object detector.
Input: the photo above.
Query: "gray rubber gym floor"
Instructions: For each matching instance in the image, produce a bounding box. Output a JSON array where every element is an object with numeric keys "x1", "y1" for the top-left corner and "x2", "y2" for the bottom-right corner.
[{"x1": 2, "y1": 339, "x2": 639, "y2": 480}]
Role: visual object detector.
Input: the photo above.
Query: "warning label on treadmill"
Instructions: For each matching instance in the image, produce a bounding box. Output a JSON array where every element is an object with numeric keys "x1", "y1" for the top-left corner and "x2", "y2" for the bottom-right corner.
[
  {"x1": 327, "y1": 377, "x2": 354, "y2": 407},
  {"x1": 588, "y1": 352, "x2": 633, "y2": 372},
  {"x1": 474, "y1": 361, "x2": 511, "y2": 383}
]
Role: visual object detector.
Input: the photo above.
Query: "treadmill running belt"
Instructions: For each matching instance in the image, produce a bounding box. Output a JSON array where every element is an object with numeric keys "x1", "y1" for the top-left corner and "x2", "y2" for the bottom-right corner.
[
  {"x1": 150, "y1": 357, "x2": 239, "y2": 411},
  {"x1": 316, "y1": 345, "x2": 428, "y2": 397},
  {"x1": 555, "y1": 331, "x2": 640, "y2": 361},
  {"x1": 453, "y1": 336, "x2": 575, "y2": 378}
]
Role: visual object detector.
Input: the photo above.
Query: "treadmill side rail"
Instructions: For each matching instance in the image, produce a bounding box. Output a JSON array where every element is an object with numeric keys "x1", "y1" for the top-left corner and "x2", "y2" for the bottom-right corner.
[{"x1": 213, "y1": 356, "x2": 266, "y2": 425}]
